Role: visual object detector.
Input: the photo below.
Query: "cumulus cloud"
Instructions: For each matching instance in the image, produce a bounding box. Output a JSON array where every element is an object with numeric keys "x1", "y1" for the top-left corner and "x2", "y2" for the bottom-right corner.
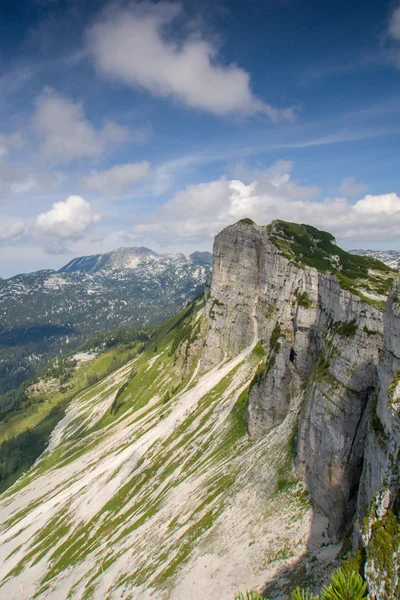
[
  {"x1": 86, "y1": 2, "x2": 294, "y2": 120},
  {"x1": 353, "y1": 193, "x2": 400, "y2": 214},
  {"x1": 81, "y1": 161, "x2": 152, "y2": 194},
  {"x1": 1, "y1": 196, "x2": 101, "y2": 254},
  {"x1": 339, "y1": 176, "x2": 368, "y2": 197},
  {"x1": 131, "y1": 162, "x2": 400, "y2": 245},
  {"x1": 389, "y1": 5, "x2": 400, "y2": 40},
  {"x1": 32, "y1": 89, "x2": 129, "y2": 163},
  {"x1": 33, "y1": 195, "x2": 101, "y2": 240}
]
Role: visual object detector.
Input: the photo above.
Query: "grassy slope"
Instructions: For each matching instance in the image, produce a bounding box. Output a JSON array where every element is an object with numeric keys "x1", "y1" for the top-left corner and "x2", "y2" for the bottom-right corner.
[
  {"x1": 0, "y1": 333, "x2": 147, "y2": 494},
  {"x1": 0, "y1": 295, "x2": 337, "y2": 600},
  {"x1": 268, "y1": 220, "x2": 397, "y2": 310}
]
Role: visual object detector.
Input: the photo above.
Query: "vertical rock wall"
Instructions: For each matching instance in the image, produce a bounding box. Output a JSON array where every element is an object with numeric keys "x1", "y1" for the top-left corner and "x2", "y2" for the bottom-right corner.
[
  {"x1": 356, "y1": 282, "x2": 400, "y2": 598},
  {"x1": 200, "y1": 220, "x2": 385, "y2": 539}
]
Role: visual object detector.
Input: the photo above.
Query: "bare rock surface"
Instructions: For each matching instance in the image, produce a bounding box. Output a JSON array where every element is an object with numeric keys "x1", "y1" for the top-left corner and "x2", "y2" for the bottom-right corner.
[{"x1": 200, "y1": 220, "x2": 391, "y2": 539}]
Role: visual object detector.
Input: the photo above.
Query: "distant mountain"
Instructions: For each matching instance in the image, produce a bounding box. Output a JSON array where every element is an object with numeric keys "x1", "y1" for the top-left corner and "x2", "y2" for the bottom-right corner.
[
  {"x1": 0, "y1": 247, "x2": 212, "y2": 397},
  {"x1": 59, "y1": 246, "x2": 159, "y2": 274},
  {"x1": 350, "y1": 249, "x2": 400, "y2": 271}
]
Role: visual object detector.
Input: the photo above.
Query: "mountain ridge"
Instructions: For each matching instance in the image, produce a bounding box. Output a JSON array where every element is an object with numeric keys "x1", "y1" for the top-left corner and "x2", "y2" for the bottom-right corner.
[{"x1": 2, "y1": 247, "x2": 212, "y2": 280}]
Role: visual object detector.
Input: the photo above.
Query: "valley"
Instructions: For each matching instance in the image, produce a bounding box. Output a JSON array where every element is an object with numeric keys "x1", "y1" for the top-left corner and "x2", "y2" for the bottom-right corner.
[{"x1": 0, "y1": 247, "x2": 211, "y2": 409}]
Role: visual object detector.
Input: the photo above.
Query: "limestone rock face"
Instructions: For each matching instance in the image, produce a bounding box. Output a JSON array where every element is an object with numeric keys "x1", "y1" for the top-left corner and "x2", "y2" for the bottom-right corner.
[
  {"x1": 200, "y1": 220, "x2": 386, "y2": 539},
  {"x1": 355, "y1": 283, "x2": 400, "y2": 598}
]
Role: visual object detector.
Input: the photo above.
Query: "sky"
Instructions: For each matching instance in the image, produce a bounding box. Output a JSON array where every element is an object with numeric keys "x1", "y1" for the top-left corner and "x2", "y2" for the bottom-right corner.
[{"x1": 1, "y1": 0, "x2": 400, "y2": 277}]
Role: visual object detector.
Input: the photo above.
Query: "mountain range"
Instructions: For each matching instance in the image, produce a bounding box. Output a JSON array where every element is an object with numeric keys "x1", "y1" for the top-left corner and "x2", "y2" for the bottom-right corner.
[
  {"x1": 0, "y1": 219, "x2": 398, "y2": 599},
  {"x1": 350, "y1": 249, "x2": 400, "y2": 271},
  {"x1": 0, "y1": 247, "x2": 211, "y2": 397}
]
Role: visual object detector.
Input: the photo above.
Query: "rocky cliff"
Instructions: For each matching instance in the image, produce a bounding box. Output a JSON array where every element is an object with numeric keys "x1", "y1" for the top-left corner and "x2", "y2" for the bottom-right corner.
[
  {"x1": 356, "y1": 282, "x2": 400, "y2": 598},
  {"x1": 200, "y1": 219, "x2": 398, "y2": 546}
]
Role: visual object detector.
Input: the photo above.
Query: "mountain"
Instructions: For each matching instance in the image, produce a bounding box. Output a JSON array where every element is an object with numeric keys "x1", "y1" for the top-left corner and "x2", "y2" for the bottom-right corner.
[
  {"x1": 0, "y1": 247, "x2": 211, "y2": 398},
  {"x1": 350, "y1": 248, "x2": 400, "y2": 271},
  {"x1": 0, "y1": 220, "x2": 398, "y2": 599}
]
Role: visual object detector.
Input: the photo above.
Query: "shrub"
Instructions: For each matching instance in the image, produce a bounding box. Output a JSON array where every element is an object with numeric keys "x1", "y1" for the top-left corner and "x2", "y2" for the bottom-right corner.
[
  {"x1": 298, "y1": 292, "x2": 312, "y2": 309},
  {"x1": 253, "y1": 341, "x2": 266, "y2": 358},
  {"x1": 291, "y1": 588, "x2": 318, "y2": 600},
  {"x1": 238, "y1": 218, "x2": 255, "y2": 225},
  {"x1": 234, "y1": 592, "x2": 264, "y2": 600},
  {"x1": 336, "y1": 320, "x2": 358, "y2": 338},
  {"x1": 321, "y1": 569, "x2": 367, "y2": 600},
  {"x1": 269, "y1": 322, "x2": 281, "y2": 352}
]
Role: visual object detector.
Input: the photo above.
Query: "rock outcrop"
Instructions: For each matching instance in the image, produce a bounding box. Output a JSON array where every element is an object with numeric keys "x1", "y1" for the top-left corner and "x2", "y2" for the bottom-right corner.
[{"x1": 200, "y1": 219, "x2": 396, "y2": 541}]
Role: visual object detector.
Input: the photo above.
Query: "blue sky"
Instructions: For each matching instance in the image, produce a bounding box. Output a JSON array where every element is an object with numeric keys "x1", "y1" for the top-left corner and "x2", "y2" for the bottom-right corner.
[{"x1": 1, "y1": 0, "x2": 400, "y2": 276}]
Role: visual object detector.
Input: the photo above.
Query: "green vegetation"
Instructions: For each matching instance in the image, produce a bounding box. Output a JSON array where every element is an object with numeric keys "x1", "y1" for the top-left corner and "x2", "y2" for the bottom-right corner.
[
  {"x1": 168, "y1": 303, "x2": 199, "y2": 356},
  {"x1": 321, "y1": 569, "x2": 367, "y2": 599},
  {"x1": 0, "y1": 401, "x2": 67, "y2": 493},
  {"x1": 291, "y1": 589, "x2": 318, "y2": 600},
  {"x1": 235, "y1": 567, "x2": 367, "y2": 600},
  {"x1": 249, "y1": 323, "x2": 282, "y2": 393},
  {"x1": 370, "y1": 392, "x2": 388, "y2": 448},
  {"x1": 270, "y1": 322, "x2": 282, "y2": 352},
  {"x1": 363, "y1": 325, "x2": 378, "y2": 336},
  {"x1": 110, "y1": 379, "x2": 131, "y2": 416},
  {"x1": 275, "y1": 426, "x2": 298, "y2": 493},
  {"x1": 234, "y1": 592, "x2": 264, "y2": 600},
  {"x1": 340, "y1": 549, "x2": 366, "y2": 579},
  {"x1": 238, "y1": 218, "x2": 256, "y2": 225},
  {"x1": 253, "y1": 341, "x2": 266, "y2": 358},
  {"x1": 0, "y1": 326, "x2": 150, "y2": 493},
  {"x1": 336, "y1": 320, "x2": 358, "y2": 338},
  {"x1": 367, "y1": 508, "x2": 400, "y2": 598},
  {"x1": 78, "y1": 327, "x2": 151, "y2": 352},
  {"x1": 298, "y1": 291, "x2": 313, "y2": 309},
  {"x1": 388, "y1": 369, "x2": 400, "y2": 407},
  {"x1": 268, "y1": 220, "x2": 396, "y2": 310}
]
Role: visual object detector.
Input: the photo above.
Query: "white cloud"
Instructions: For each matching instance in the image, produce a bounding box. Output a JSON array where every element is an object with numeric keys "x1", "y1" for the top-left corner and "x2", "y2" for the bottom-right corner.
[
  {"x1": 1, "y1": 195, "x2": 99, "y2": 254},
  {"x1": 0, "y1": 164, "x2": 56, "y2": 199},
  {"x1": 81, "y1": 161, "x2": 152, "y2": 194},
  {"x1": 389, "y1": 6, "x2": 400, "y2": 40},
  {"x1": 10, "y1": 175, "x2": 38, "y2": 194},
  {"x1": 33, "y1": 195, "x2": 101, "y2": 240},
  {"x1": 353, "y1": 193, "x2": 400, "y2": 214},
  {"x1": 0, "y1": 131, "x2": 56, "y2": 198},
  {"x1": 0, "y1": 131, "x2": 25, "y2": 157},
  {"x1": 32, "y1": 89, "x2": 129, "y2": 163},
  {"x1": 0, "y1": 221, "x2": 27, "y2": 243},
  {"x1": 131, "y1": 163, "x2": 400, "y2": 245},
  {"x1": 339, "y1": 176, "x2": 368, "y2": 197},
  {"x1": 86, "y1": 2, "x2": 294, "y2": 120}
]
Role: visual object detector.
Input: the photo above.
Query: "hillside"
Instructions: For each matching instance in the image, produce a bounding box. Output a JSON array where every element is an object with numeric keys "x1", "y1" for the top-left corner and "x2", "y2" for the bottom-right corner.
[
  {"x1": 0, "y1": 220, "x2": 398, "y2": 599},
  {"x1": 0, "y1": 247, "x2": 211, "y2": 401}
]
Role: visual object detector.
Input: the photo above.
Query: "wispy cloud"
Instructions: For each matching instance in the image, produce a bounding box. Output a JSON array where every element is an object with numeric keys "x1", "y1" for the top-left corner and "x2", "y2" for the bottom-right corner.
[
  {"x1": 31, "y1": 88, "x2": 130, "y2": 164},
  {"x1": 81, "y1": 161, "x2": 152, "y2": 195}
]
